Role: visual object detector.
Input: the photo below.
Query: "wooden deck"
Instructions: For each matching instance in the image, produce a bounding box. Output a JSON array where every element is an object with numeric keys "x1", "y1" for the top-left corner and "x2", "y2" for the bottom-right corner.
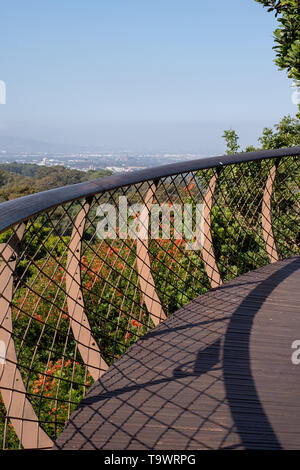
[{"x1": 54, "y1": 257, "x2": 300, "y2": 450}]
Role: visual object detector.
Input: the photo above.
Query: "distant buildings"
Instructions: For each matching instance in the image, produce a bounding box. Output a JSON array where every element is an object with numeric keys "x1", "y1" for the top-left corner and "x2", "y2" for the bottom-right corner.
[{"x1": 0, "y1": 151, "x2": 207, "y2": 174}]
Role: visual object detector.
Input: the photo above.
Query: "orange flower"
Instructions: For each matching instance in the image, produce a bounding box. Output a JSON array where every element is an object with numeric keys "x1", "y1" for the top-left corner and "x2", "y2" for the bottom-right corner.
[
  {"x1": 183, "y1": 182, "x2": 195, "y2": 192},
  {"x1": 124, "y1": 332, "x2": 131, "y2": 342}
]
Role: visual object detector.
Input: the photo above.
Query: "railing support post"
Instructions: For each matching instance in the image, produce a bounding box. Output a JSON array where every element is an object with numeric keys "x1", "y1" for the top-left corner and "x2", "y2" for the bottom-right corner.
[
  {"x1": 262, "y1": 164, "x2": 279, "y2": 263},
  {"x1": 202, "y1": 173, "x2": 222, "y2": 288},
  {"x1": 136, "y1": 184, "x2": 166, "y2": 326},
  {"x1": 0, "y1": 224, "x2": 53, "y2": 449},
  {"x1": 66, "y1": 201, "x2": 108, "y2": 381}
]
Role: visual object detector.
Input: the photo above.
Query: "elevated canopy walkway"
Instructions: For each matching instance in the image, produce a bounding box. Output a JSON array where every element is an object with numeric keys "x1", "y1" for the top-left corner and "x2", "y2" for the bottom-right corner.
[
  {"x1": 0, "y1": 146, "x2": 299, "y2": 449},
  {"x1": 54, "y1": 258, "x2": 300, "y2": 450}
]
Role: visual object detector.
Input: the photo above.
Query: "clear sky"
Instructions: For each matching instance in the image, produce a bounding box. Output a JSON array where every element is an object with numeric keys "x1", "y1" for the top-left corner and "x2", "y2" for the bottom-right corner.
[{"x1": 0, "y1": 0, "x2": 297, "y2": 154}]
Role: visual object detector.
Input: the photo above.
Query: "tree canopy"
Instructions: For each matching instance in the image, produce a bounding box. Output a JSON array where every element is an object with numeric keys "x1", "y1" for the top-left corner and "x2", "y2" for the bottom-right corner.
[
  {"x1": 0, "y1": 164, "x2": 112, "y2": 201},
  {"x1": 222, "y1": 129, "x2": 240, "y2": 154},
  {"x1": 223, "y1": 115, "x2": 300, "y2": 153},
  {"x1": 255, "y1": 1, "x2": 300, "y2": 115}
]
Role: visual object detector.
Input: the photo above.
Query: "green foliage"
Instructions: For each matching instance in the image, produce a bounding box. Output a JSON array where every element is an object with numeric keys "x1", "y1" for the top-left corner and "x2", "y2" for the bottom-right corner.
[
  {"x1": 255, "y1": 0, "x2": 300, "y2": 116},
  {"x1": 0, "y1": 119, "x2": 298, "y2": 447},
  {"x1": 0, "y1": 163, "x2": 40, "y2": 177},
  {"x1": 223, "y1": 115, "x2": 300, "y2": 153},
  {"x1": 86, "y1": 169, "x2": 113, "y2": 179},
  {"x1": 0, "y1": 164, "x2": 112, "y2": 201},
  {"x1": 258, "y1": 115, "x2": 300, "y2": 148},
  {"x1": 222, "y1": 129, "x2": 240, "y2": 155},
  {"x1": 220, "y1": 116, "x2": 300, "y2": 278}
]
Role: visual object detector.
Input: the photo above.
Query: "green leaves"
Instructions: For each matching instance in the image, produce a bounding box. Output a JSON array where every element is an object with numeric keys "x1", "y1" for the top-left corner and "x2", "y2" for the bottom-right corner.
[
  {"x1": 256, "y1": 0, "x2": 300, "y2": 115},
  {"x1": 222, "y1": 129, "x2": 240, "y2": 155},
  {"x1": 258, "y1": 115, "x2": 300, "y2": 149},
  {"x1": 223, "y1": 115, "x2": 300, "y2": 152}
]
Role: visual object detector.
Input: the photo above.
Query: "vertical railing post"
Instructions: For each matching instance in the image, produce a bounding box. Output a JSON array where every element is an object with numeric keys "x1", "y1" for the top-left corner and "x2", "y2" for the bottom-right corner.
[
  {"x1": 0, "y1": 224, "x2": 53, "y2": 449},
  {"x1": 66, "y1": 201, "x2": 108, "y2": 381},
  {"x1": 202, "y1": 173, "x2": 222, "y2": 288},
  {"x1": 262, "y1": 164, "x2": 279, "y2": 263},
  {"x1": 136, "y1": 183, "x2": 166, "y2": 326}
]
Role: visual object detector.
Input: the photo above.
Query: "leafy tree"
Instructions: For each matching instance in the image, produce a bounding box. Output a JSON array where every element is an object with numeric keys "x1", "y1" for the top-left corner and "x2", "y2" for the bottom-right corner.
[
  {"x1": 223, "y1": 115, "x2": 300, "y2": 153},
  {"x1": 0, "y1": 163, "x2": 39, "y2": 177},
  {"x1": 0, "y1": 164, "x2": 112, "y2": 201},
  {"x1": 222, "y1": 129, "x2": 240, "y2": 154},
  {"x1": 255, "y1": 0, "x2": 300, "y2": 116},
  {"x1": 258, "y1": 114, "x2": 300, "y2": 148},
  {"x1": 86, "y1": 169, "x2": 113, "y2": 179}
]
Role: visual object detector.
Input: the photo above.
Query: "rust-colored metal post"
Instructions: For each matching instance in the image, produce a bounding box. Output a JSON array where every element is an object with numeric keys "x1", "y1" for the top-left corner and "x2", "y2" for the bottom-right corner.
[
  {"x1": 202, "y1": 173, "x2": 222, "y2": 288},
  {"x1": 262, "y1": 165, "x2": 279, "y2": 263},
  {"x1": 0, "y1": 224, "x2": 53, "y2": 449},
  {"x1": 66, "y1": 202, "x2": 108, "y2": 381},
  {"x1": 136, "y1": 184, "x2": 166, "y2": 326}
]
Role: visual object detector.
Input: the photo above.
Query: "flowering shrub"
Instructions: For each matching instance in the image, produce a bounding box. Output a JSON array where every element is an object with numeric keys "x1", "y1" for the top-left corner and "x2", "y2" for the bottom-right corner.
[{"x1": 1, "y1": 158, "x2": 298, "y2": 448}]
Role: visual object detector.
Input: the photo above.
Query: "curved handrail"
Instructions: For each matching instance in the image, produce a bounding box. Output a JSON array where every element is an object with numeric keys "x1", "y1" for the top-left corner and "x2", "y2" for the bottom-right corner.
[
  {"x1": 0, "y1": 146, "x2": 298, "y2": 449},
  {"x1": 0, "y1": 146, "x2": 299, "y2": 234}
]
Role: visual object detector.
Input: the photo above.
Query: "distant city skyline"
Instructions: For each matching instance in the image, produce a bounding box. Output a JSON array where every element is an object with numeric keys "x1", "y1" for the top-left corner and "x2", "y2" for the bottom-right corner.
[
  {"x1": 0, "y1": 0, "x2": 297, "y2": 155},
  {"x1": 0, "y1": 144, "x2": 208, "y2": 175}
]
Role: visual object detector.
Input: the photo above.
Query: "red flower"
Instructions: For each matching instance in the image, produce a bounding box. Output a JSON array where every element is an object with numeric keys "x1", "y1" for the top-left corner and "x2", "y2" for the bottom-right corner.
[{"x1": 124, "y1": 332, "x2": 131, "y2": 342}]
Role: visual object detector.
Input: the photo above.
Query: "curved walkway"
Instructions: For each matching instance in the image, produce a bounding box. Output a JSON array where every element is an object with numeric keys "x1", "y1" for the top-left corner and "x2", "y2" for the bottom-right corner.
[{"x1": 54, "y1": 257, "x2": 300, "y2": 450}]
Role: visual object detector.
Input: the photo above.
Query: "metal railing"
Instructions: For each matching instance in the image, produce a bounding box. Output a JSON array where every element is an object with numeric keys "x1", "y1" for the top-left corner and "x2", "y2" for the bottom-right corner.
[{"x1": 0, "y1": 146, "x2": 299, "y2": 449}]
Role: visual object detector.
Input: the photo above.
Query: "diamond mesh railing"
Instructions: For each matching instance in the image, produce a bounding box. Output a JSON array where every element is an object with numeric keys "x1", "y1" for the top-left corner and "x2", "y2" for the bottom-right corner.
[{"x1": 0, "y1": 147, "x2": 299, "y2": 449}]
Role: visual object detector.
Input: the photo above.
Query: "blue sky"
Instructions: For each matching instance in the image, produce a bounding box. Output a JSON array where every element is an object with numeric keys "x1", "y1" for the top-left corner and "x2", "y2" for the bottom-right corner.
[{"x1": 0, "y1": 0, "x2": 297, "y2": 154}]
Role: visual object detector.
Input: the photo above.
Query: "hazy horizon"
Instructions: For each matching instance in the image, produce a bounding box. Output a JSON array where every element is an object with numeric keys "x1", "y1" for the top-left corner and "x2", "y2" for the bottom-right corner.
[{"x1": 0, "y1": 0, "x2": 298, "y2": 155}]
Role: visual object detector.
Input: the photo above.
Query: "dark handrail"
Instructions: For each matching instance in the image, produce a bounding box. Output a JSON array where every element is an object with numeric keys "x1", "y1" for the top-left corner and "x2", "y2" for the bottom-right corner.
[
  {"x1": 0, "y1": 146, "x2": 299, "y2": 234},
  {"x1": 0, "y1": 145, "x2": 299, "y2": 449}
]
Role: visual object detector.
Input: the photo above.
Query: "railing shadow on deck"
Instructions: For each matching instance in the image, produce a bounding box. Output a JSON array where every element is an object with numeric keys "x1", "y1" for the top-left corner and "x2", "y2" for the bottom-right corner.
[
  {"x1": 0, "y1": 146, "x2": 299, "y2": 449},
  {"x1": 53, "y1": 258, "x2": 300, "y2": 450}
]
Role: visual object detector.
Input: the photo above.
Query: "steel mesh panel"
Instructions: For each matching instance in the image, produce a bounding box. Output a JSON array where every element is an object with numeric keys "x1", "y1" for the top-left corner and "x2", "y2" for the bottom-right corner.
[{"x1": 0, "y1": 151, "x2": 299, "y2": 448}]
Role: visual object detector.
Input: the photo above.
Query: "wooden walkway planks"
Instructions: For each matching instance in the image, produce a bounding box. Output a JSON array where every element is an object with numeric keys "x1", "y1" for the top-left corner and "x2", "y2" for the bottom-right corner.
[{"x1": 54, "y1": 257, "x2": 300, "y2": 450}]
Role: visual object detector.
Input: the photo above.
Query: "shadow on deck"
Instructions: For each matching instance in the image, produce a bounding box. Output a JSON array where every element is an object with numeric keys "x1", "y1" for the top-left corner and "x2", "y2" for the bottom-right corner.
[{"x1": 54, "y1": 257, "x2": 300, "y2": 450}]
